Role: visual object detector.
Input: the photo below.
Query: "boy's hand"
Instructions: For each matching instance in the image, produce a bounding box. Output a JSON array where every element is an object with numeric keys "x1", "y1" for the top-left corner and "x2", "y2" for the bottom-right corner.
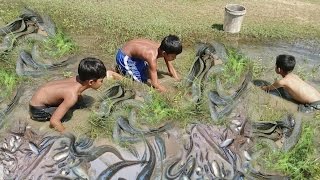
[
  {"x1": 261, "y1": 86, "x2": 268, "y2": 91},
  {"x1": 49, "y1": 121, "x2": 66, "y2": 133},
  {"x1": 156, "y1": 84, "x2": 167, "y2": 92}
]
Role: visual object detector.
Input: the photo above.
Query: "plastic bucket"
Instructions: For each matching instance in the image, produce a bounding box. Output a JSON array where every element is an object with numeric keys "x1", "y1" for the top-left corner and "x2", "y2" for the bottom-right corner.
[{"x1": 223, "y1": 4, "x2": 246, "y2": 33}]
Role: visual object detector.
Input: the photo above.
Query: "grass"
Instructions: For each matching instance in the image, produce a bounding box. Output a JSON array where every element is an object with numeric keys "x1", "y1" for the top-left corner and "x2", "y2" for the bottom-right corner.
[
  {"x1": 41, "y1": 30, "x2": 77, "y2": 58},
  {"x1": 263, "y1": 124, "x2": 320, "y2": 179},
  {"x1": 1, "y1": 0, "x2": 320, "y2": 57},
  {"x1": 0, "y1": 69, "x2": 19, "y2": 98},
  {"x1": 223, "y1": 48, "x2": 248, "y2": 84}
]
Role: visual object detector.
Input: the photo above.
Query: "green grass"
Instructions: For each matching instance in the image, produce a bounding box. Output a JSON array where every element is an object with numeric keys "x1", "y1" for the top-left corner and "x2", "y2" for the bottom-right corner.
[
  {"x1": 42, "y1": 30, "x2": 77, "y2": 58},
  {"x1": 1, "y1": 0, "x2": 320, "y2": 57},
  {"x1": 219, "y1": 48, "x2": 249, "y2": 86},
  {"x1": 0, "y1": 69, "x2": 19, "y2": 98},
  {"x1": 264, "y1": 124, "x2": 320, "y2": 179}
]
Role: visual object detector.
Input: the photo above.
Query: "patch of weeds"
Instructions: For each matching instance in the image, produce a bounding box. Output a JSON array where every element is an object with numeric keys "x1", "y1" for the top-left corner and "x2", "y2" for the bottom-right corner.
[
  {"x1": 139, "y1": 89, "x2": 178, "y2": 125},
  {"x1": 0, "y1": 69, "x2": 19, "y2": 98},
  {"x1": 88, "y1": 113, "x2": 115, "y2": 139},
  {"x1": 43, "y1": 30, "x2": 77, "y2": 58},
  {"x1": 264, "y1": 124, "x2": 320, "y2": 179},
  {"x1": 220, "y1": 48, "x2": 249, "y2": 86},
  {"x1": 258, "y1": 104, "x2": 287, "y2": 122},
  {"x1": 250, "y1": 59, "x2": 268, "y2": 78}
]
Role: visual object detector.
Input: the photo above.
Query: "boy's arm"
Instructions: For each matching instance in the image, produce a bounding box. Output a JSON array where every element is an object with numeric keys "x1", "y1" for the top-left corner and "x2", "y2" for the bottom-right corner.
[
  {"x1": 149, "y1": 62, "x2": 167, "y2": 92},
  {"x1": 164, "y1": 60, "x2": 180, "y2": 81},
  {"x1": 49, "y1": 96, "x2": 77, "y2": 132},
  {"x1": 107, "y1": 70, "x2": 124, "y2": 80},
  {"x1": 261, "y1": 80, "x2": 283, "y2": 91}
]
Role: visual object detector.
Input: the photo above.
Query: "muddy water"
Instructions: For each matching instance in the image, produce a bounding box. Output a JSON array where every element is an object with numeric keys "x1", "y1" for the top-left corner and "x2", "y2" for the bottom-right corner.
[{"x1": 0, "y1": 40, "x2": 319, "y2": 179}]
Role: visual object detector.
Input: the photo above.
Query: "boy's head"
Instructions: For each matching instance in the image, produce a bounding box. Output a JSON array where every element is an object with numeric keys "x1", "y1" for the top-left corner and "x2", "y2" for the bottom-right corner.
[
  {"x1": 159, "y1": 35, "x2": 182, "y2": 61},
  {"x1": 275, "y1": 54, "x2": 295, "y2": 74},
  {"x1": 78, "y1": 57, "x2": 106, "y2": 89}
]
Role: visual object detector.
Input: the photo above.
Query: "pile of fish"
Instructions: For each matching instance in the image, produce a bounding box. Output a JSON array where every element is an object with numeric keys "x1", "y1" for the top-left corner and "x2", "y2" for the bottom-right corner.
[
  {"x1": 16, "y1": 48, "x2": 75, "y2": 77},
  {"x1": 0, "y1": 122, "x2": 129, "y2": 179},
  {"x1": 97, "y1": 83, "x2": 140, "y2": 118},
  {"x1": 252, "y1": 114, "x2": 302, "y2": 152},
  {"x1": 112, "y1": 111, "x2": 172, "y2": 143},
  {"x1": 208, "y1": 72, "x2": 252, "y2": 122},
  {"x1": 184, "y1": 43, "x2": 225, "y2": 103},
  {"x1": 0, "y1": 8, "x2": 56, "y2": 53}
]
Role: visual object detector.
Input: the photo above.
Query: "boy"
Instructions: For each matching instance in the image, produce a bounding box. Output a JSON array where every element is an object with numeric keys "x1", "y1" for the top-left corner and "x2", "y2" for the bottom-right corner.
[
  {"x1": 29, "y1": 57, "x2": 113, "y2": 132},
  {"x1": 261, "y1": 54, "x2": 320, "y2": 111},
  {"x1": 115, "y1": 34, "x2": 182, "y2": 92}
]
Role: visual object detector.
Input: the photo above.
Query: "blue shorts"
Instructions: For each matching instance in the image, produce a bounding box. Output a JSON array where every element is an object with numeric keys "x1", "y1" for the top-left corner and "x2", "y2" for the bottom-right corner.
[{"x1": 116, "y1": 49, "x2": 149, "y2": 82}]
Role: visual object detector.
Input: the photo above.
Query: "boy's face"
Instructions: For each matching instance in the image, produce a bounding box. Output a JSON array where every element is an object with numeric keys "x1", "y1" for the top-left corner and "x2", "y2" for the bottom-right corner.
[
  {"x1": 163, "y1": 52, "x2": 177, "y2": 62},
  {"x1": 90, "y1": 78, "x2": 104, "y2": 90}
]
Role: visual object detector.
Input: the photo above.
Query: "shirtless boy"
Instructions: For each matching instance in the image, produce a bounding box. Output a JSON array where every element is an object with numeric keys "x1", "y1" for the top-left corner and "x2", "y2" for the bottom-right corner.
[
  {"x1": 261, "y1": 54, "x2": 320, "y2": 111},
  {"x1": 29, "y1": 57, "x2": 118, "y2": 132},
  {"x1": 116, "y1": 34, "x2": 182, "y2": 92}
]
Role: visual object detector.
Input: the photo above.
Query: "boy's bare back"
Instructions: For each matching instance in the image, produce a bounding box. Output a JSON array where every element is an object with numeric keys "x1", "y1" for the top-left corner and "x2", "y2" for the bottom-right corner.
[
  {"x1": 279, "y1": 73, "x2": 320, "y2": 104},
  {"x1": 122, "y1": 39, "x2": 159, "y2": 65},
  {"x1": 30, "y1": 77, "x2": 81, "y2": 107}
]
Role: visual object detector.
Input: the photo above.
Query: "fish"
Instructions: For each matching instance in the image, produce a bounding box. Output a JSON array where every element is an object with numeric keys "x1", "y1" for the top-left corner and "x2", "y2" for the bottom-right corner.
[
  {"x1": 97, "y1": 160, "x2": 144, "y2": 180},
  {"x1": 211, "y1": 160, "x2": 221, "y2": 178},
  {"x1": 184, "y1": 56, "x2": 205, "y2": 87},
  {"x1": 183, "y1": 156, "x2": 196, "y2": 178},
  {"x1": 53, "y1": 151, "x2": 69, "y2": 161},
  {"x1": 72, "y1": 166, "x2": 90, "y2": 179},
  {"x1": 243, "y1": 151, "x2": 252, "y2": 161},
  {"x1": 28, "y1": 141, "x2": 39, "y2": 155},
  {"x1": 64, "y1": 133, "x2": 125, "y2": 161},
  {"x1": 155, "y1": 135, "x2": 166, "y2": 159},
  {"x1": 208, "y1": 91, "x2": 229, "y2": 106},
  {"x1": 103, "y1": 83, "x2": 124, "y2": 100},
  {"x1": 155, "y1": 135, "x2": 166, "y2": 180},
  {"x1": 127, "y1": 145, "x2": 140, "y2": 159},
  {"x1": 136, "y1": 141, "x2": 157, "y2": 180},
  {"x1": 283, "y1": 115, "x2": 302, "y2": 152},
  {"x1": 98, "y1": 89, "x2": 135, "y2": 118},
  {"x1": 0, "y1": 18, "x2": 26, "y2": 36},
  {"x1": 0, "y1": 85, "x2": 24, "y2": 128},
  {"x1": 220, "y1": 138, "x2": 234, "y2": 148},
  {"x1": 165, "y1": 157, "x2": 184, "y2": 180}
]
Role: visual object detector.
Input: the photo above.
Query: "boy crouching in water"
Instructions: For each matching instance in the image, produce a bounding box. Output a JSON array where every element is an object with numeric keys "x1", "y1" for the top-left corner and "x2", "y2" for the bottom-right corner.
[
  {"x1": 261, "y1": 54, "x2": 320, "y2": 112},
  {"x1": 29, "y1": 57, "x2": 121, "y2": 132}
]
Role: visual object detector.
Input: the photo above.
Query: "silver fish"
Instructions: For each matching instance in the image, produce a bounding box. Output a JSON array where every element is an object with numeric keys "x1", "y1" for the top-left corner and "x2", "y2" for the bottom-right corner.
[
  {"x1": 211, "y1": 160, "x2": 221, "y2": 178},
  {"x1": 231, "y1": 120, "x2": 242, "y2": 126},
  {"x1": 220, "y1": 138, "x2": 234, "y2": 148},
  {"x1": 53, "y1": 151, "x2": 69, "y2": 161},
  {"x1": 29, "y1": 142, "x2": 39, "y2": 155},
  {"x1": 243, "y1": 151, "x2": 251, "y2": 161},
  {"x1": 9, "y1": 137, "x2": 15, "y2": 147},
  {"x1": 3, "y1": 142, "x2": 8, "y2": 149},
  {"x1": 72, "y1": 166, "x2": 90, "y2": 179}
]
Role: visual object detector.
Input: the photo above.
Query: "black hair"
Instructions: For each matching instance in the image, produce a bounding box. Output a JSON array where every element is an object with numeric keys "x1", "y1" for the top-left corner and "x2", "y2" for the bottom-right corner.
[
  {"x1": 276, "y1": 54, "x2": 296, "y2": 72},
  {"x1": 159, "y1": 35, "x2": 182, "y2": 55},
  {"x1": 78, "y1": 57, "x2": 106, "y2": 81}
]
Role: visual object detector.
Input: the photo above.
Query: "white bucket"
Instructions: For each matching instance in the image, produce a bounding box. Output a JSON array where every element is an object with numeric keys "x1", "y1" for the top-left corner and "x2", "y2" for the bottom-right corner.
[{"x1": 223, "y1": 4, "x2": 246, "y2": 33}]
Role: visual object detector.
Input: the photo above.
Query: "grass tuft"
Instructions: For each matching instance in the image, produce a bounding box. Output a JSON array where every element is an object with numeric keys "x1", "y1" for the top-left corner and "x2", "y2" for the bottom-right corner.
[
  {"x1": 264, "y1": 124, "x2": 320, "y2": 179},
  {"x1": 0, "y1": 69, "x2": 19, "y2": 98},
  {"x1": 43, "y1": 30, "x2": 77, "y2": 58}
]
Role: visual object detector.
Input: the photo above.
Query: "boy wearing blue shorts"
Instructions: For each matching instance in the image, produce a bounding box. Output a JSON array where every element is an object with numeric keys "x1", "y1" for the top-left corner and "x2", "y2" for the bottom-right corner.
[{"x1": 115, "y1": 35, "x2": 182, "y2": 92}]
